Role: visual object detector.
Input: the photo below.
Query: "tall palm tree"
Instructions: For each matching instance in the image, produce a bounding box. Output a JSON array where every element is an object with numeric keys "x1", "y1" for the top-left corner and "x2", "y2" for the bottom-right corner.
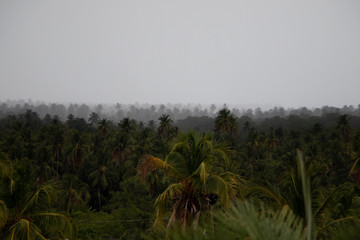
[
  {"x1": 64, "y1": 130, "x2": 91, "y2": 172},
  {"x1": 158, "y1": 114, "x2": 173, "y2": 138},
  {"x1": 88, "y1": 165, "x2": 109, "y2": 210},
  {"x1": 37, "y1": 119, "x2": 64, "y2": 177},
  {"x1": 337, "y1": 114, "x2": 351, "y2": 143},
  {"x1": 214, "y1": 107, "x2": 236, "y2": 136},
  {"x1": 265, "y1": 131, "x2": 280, "y2": 161},
  {"x1": 138, "y1": 131, "x2": 241, "y2": 228},
  {"x1": 58, "y1": 174, "x2": 90, "y2": 213},
  {"x1": 109, "y1": 130, "x2": 135, "y2": 165},
  {"x1": 118, "y1": 118, "x2": 137, "y2": 135},
  {"x1": 97, "y1": 119, "x2": 110, "y2": 137}
]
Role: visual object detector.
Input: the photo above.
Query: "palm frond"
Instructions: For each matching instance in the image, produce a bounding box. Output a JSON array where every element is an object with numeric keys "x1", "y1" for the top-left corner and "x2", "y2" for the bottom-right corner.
[
  {"x1": 297, "y1": 150, "x2": 314, "y2": 240},
  {"x1": 197, "y1": 162, "x2": 207, "y2": 184},
  {"x1": 330, "y1": 218, "x2": 360, "y2": 240},
  {"x1": 35, "y1": 212, "x2": 73, "y2": 239},
  {"x1": 155, "y1": 183, "x2": 184, "y2": 207},
  {"x1": 138, "y1": 155, "x2": 177, "y2": 182},
  {"x1": 9, "y1": 178, "x2": 15, "y2": 195},
  {"x1": 214, "y1": 200, "x2": 305, "y2": 240},
  {"x1": 349, "y1": 157, "x2": 360, "y2": 177},
  {"x1": 0, "y1": 200, "x2": 8, "y2": 228},
  {"x1": 0, "y1": 152, "x2": 11, "y2": 178},
  {"x1": 8, "y1": 218, "x2": 46, "y2": 240},
  {"x1": 19, "y1": 184, "x2": 53, "y2": 216},
  {"x1": 313, "y1": 185, "x2": 344, "y2": 218},
  {"x1": 246, "y1": 185, "x2": 287, "y2": 207},
  {"x1": 154, "y1": 183, "x2": 184, "y2": 226},
  {"x1": 206, "y1": 175, "x2": 229, "y2": 207}
]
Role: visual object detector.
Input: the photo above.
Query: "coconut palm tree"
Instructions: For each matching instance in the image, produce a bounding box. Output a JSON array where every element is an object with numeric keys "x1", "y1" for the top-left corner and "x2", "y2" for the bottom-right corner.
[
  {"x1": 214, "y1": 107, "x2": 236, "y2": 136},
  {"x1": 64, "y1": 130, "x2": 91, "y2": 172},
  {"x1": 138, "y1": 131, "x2": 241, "y2": 228},
  {"x1": 0, "y1": 161, "x2": 72, "y2": 239},
  {"x1": 265, "y1": 131, "x2": 280, "y2": 161},
  {"x1": 158, "y1": 114, "x2": 173, "y2": 138},
  {"x1": 88, "y1": 165, "x2": 109, "y2": 210},
  {"x1": 337, "y1": 114, "x2": 351, "y2": 143},
  {"x1": 58, "y1": 174, "x2": 90, "y2": 213},
  {"x1": 118, "y1": 118, "x2": 137, "y2": 135},
  {"x1": 97, "y1": 119, "x2": 110, "y2": 137}
]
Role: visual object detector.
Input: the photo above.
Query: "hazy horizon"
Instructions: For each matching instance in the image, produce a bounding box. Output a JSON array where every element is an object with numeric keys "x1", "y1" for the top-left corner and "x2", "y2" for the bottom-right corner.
[{"x1": 1, "y1": 1, "x2": 360, "y2": 108}]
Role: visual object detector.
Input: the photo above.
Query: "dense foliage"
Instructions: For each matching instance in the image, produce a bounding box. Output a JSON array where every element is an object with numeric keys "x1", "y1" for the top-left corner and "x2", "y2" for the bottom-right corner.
[{"x1": 0, "y1": 105, "x2": 360, "y2": 239}]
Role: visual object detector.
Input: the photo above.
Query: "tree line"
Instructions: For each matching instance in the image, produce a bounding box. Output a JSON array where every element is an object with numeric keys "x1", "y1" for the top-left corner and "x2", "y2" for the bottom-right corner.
[{"x1": 2, "y1": 100, "x2": 360, "y2": 123}]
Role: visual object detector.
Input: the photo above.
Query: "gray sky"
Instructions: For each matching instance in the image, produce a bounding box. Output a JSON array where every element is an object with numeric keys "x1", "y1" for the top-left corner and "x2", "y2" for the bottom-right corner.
[{"x1": 1, "y1": 0, "x2": 359, "y2": 108}]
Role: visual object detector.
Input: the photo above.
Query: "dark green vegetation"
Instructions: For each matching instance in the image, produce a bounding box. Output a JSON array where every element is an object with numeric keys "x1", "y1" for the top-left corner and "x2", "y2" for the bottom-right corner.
[{"x1": 1, "y1": 104, "x2": 360, "y2": 239}]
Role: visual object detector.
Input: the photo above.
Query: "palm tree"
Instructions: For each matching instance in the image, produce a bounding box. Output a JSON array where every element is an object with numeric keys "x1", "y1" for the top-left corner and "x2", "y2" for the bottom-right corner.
[
  {"x1": 88, "y1": 165, "x2": 109, "y2": 210},
  {"x1": 158, "y1": 114, "x2": 173, "y2": 138},
  {"x1": 265, "y1": 131, "x2": 280, "y2": 161},
  {"x1": 110, "y1": 131, "x2": 134, "y2": 165},
  {"x1": 337, "y1": 114, "x2": 351, "y2": 143},
  {"x1": 118, "y1": 118, "x2": 137, "y2": 135},
  {"x1": 0, "y1": 161, "x2": 72, "y2": 239},
  {"x1": 58, "y1": 174, "x2": 90, "y2": 213},
  {"x1": 36, "y1": 119, "x2": 64, "y2": 177},
  {"x1": 64, "y1": 130, "x2": 91, "y2": 172},
  {"x1": 97, "y1": 119, "x2": 110, "y2": 137},
  {"x1": 138, "y1": 131, "x2": 241, "y2": 228},
  {"x1": 88, "y1": 112, "x2": 100, "y2": 127},
  {"x1": 214, "y1": 107, "x2": 236, "y2": 136}
]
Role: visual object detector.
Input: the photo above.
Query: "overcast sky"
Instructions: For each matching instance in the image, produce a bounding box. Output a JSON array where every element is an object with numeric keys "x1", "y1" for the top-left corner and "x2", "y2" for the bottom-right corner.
[{"x1": 0, "y1": 0, "x2": 359, "y2": 108}]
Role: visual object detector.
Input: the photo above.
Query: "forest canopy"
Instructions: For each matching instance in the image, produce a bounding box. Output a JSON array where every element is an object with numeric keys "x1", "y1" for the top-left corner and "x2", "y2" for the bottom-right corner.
[{"x1": 0, "y1": 101, "x2": 360, "y2": 239}]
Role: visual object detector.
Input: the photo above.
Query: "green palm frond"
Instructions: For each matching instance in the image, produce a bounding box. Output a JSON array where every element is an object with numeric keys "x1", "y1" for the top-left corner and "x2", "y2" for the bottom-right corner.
[
  {"x1": 139, "y1": 155, "x2": 178, "y2": 182},
  {"x1": 154, "y1": 183, "x2": 184, "y2": 226},
  {"x1": 166, "y1": 152, "x2": 188, "y2": 177},
  {"x1": 327, "y1": 218, "x2": 360, "y2": 240},
  {"x1": 0, "y1": 152, "x2": 11, "y2": 178},
  {"x1": 206, "y1": 175, "x2": 229, "y2": 207},
  {"x1": 246, "y1": 185, "x2": 287, "y2": 207},
  {"x1": 214, "y1": 200, "x2": 305, "y2": 240},
  {"x1": 155, "y1": 183, "x2": 184, "y2": 207},
  {"x1": 195, "y1": 162, "x2": 208, "y2": 184},
  {"x1": 0, "y1": 200, "x2": 8, "y2": 228},
  {"x1": 313, "y1": 185, "x2": 344, "y2": 219},
  {"x1": 8, "y1": 219, "x2": 46, "y2": 240},
  {"x1": 9, "y1": 178, "x2": 15, "y2": 195},
  {"x1": 297, "y1": 150, "x2": 314, "y2": 240},
  {"x1": 349, "y1": 157, "x2": 360, "y2": 177},
  {"x1": 35, "y1": 212, "x2": 73, "y2": 239},
  {"x1": 19, "y1": 184, "x2": 53, "y2": 217}
]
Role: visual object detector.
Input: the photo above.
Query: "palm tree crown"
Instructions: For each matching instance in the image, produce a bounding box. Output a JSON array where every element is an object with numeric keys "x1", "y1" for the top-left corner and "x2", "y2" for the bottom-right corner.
[
  {"x1": 215, "y1": 107, "x2": 236, "y2": 136},
  {"x1": 138, "y1": 131, "x2": 241, "y2": 228}
]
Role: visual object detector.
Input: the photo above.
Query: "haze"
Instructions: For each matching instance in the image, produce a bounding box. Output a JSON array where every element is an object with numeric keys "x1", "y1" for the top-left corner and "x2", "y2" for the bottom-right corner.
[{"x1": 1, "y1": 0, "x2": 359, "y2": 108}]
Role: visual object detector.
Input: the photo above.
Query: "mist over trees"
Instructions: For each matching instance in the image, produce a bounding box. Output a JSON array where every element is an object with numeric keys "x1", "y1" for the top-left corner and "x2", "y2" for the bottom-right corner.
[{"x1": 1, "y1": 100, "x2": 360, "y2": 123}]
